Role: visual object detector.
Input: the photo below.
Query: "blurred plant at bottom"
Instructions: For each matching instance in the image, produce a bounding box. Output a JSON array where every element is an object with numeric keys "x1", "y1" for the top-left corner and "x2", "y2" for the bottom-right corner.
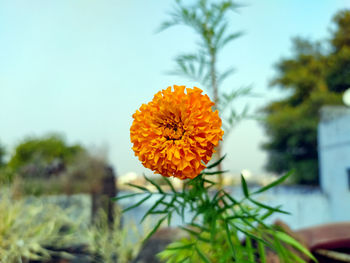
[
  {"x1": 0, "y1": 189, "x2": 147, "y2": 263},
  {"x1": 86, "y1": 207, "x2": 148, "y2": 263},
  {"x1": 0, "y1": 191, "x2": 80, "y2": 262}
]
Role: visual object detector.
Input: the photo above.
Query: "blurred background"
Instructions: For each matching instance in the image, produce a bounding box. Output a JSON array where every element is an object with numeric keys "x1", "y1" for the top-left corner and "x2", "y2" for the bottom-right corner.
[{"x1": 1, "y1": 0, "x2": 350, "y2": 262}]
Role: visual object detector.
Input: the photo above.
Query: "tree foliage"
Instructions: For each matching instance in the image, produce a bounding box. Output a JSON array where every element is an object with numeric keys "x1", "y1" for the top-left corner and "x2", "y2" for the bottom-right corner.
[
  {"x1": 0, "y1": 142, "x2": 5, "y2": 168},
  {"x1": 7, "y1": 134, "x2": 84, "y2": 178},
  {"x1": 262, "y1": 9, "x2": 350, "y2": 185}
]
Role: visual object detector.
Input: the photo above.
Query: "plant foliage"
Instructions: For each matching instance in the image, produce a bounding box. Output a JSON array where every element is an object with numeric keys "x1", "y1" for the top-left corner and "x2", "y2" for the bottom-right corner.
[{"x1": 115, "y1": 158, "x2": 316, "y2": 263}]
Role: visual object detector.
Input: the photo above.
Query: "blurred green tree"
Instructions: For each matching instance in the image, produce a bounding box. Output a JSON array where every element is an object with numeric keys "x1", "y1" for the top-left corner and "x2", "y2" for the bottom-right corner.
[
  {"x1": 326, "y1": 10, "x2": 350, "y2": 93},
  {"x1": 8, "y1": 134, "x2": 84, "y2": 178},
  {"x1": 262, "y1": 9, "x2": 350, "y2": 185},
  {"x1": 160, "y1": 0, "x2": 250, "y2": 185},
  {"x1": 0, "y1": 143, "x2": 5, "y2": 168}
]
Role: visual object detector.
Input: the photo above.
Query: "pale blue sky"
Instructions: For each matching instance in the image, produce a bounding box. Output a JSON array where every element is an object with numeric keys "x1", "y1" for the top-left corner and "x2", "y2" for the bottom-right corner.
[{"x1": 0, "y1": 0, "x2": 348, "y2": 176}]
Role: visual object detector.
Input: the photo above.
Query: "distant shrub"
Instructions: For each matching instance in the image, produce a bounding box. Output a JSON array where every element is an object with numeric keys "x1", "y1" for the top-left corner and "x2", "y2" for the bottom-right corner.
[{"x1": 7, "y1": 133, "x2": 84, "y2": 179}]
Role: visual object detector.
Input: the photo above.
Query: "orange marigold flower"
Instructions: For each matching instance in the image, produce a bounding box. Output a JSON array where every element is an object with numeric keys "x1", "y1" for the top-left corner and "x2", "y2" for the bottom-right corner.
[{"x1": 130, "y1": 85, "x2": 224, "y2": 180}]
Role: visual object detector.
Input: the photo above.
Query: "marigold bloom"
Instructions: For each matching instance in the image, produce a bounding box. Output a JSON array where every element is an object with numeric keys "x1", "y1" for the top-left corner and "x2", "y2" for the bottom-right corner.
[{"x1": 130, "y1": 85, "x2": 224, "y2": 180}]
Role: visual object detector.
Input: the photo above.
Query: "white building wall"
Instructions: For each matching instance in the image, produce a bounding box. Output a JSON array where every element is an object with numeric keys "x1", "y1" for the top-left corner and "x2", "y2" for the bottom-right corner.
[{"x1": 318, "y1": 106, "x2": 350, "y2": 222}]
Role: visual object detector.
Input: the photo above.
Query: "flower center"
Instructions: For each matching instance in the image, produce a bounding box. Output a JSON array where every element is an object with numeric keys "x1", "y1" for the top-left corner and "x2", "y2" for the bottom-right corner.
[
  {"x1": 164, "y1": 121, "x2": 184, "y2": 140},
  {"x1": 157, "y1": 112, "x2": 184, "y2": 141}
]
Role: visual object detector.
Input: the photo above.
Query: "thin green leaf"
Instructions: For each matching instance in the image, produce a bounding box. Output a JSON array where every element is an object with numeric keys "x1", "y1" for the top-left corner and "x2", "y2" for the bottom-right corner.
[
  {"x1": 248, "y1": 198, "x2": 290, "y2": 215},
  {"x1": 141, "y1": 195, "x2": 166, "y2": 222},
  {"x1": 167, "y1": 210, "x2": 172, "y2": 227},
  {"x1": 163, "y1": 176, "x2": 177, "y2": 193},
  {"x1": 214, "y1": 22, "x2": 228, "y2": 46},
  {"x1": 144, "y1": 175, "x2": 164, "y2": 194},
  {"x1": 181, "y1": 202, "x2": 185, "y2": 222},
  {"x1": 224, "y1": 220, "x2": 236, "y2": 258},
  {"x1": 166, "y1": 243, "x2": 195, "y2": 250},
  {"x1": 260, "y1": 206, "x2": 280, "y2": 220},
  {"x1": 180, "y1": 227, "x2": 211, "y2": 242},
  {"x1": 122, "y1": 194, "x2": 152, "y2": 213},
  {"x1": 188, "y1": 222, "x2": 210, "y2": 232},
  {"x1": 246, "y1": 236, "x2": 255, "y2": 262},
  {"x1": 218, "y1": 31, "x2": 244, "y2": 49},
  {"x1": 274, "y1": 231, "x2": 317, "y2": 262},
  {"x1": 206, "y1": 154, "x2": 227, "y2": 169},
  {"x1": 225, "y1": 214, "x2": 259, "y2": 221},
  {"x1": 273, "y1": 235, "x2": 289, "y2": 260},
  {"x1": 195, "y1": 245, "x2": 211, "y2": 263},
  {"x1": 210, "y1": 217, "x2": 217, "y2": 243},
  {"x1": 217, "y1": 67, "x2": 235, "y2": 85},
  {"x1": 149, "y1": 210, "x2": 169, "y2": 215},
  {"x1": 251, "y1": 170, "x2": 293, "y2": 195},
  {"x1": 241, "y1": 174, "x2": 249, "y2": 198},
  {"x1": 236, "y1": 203, "x2": 270, "y2": 229},
  {"x1": 288, "y1": 252, "x2": 309, "y2": 263},
  {"x1": 143, "y1": 216, "x2": 167, "y2": 244},
  {"x1": 111, "y1": 192, "x2": 141, "y2": 201},
  {"x1": 223, "y1": 191, "x2": 239, "y2": 205},
  {"x1": 211, "y1": 190, "x2": 223, "y2": 203},
  {"x1": 179, "y1": 257, "x2": 191, "y2": 263},
  {"x1": 201, "y1": 170, "x2": 228, "y2": 175},
  {"x1": 126, "y1": 183, "x2": 150, "y2": 192},
  {"x1": 232, "y1": 224, "x2": 270, "y2": 247},
  {"x1": 203, "y1": 178, "x2": 216, "y2": 185},
  {"x1": 257, "y1": 239, "x2": 267, "y2": 263}
]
